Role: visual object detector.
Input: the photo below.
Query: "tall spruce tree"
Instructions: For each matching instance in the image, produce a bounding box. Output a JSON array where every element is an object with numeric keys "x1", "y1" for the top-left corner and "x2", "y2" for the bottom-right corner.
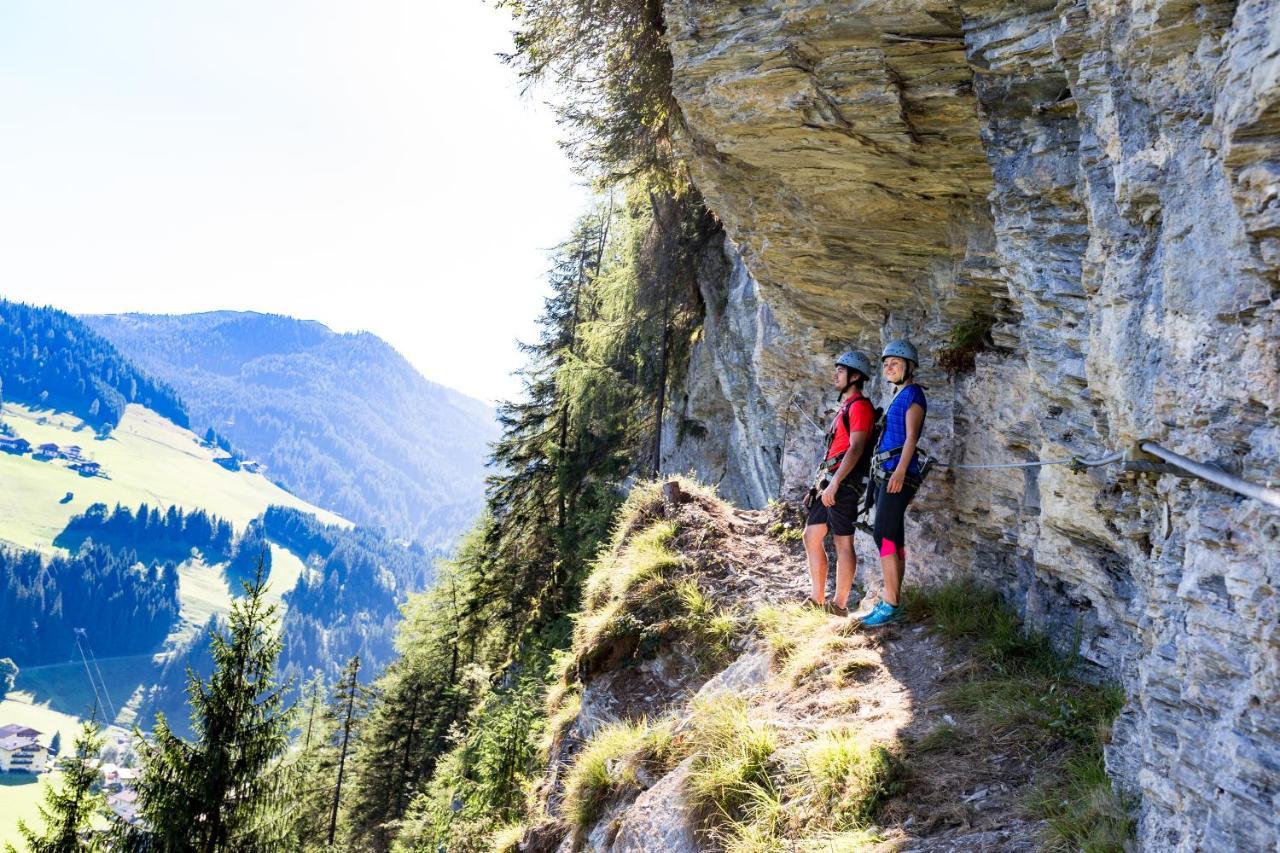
[
  {"x1": 324, "y1": 655, "x2": 368, "y2": 847},
  {"x1": 287, "y1": 677, "x2": 330, "y2": 851},
  {"x1": 119, "y1": 563, "x2": 294, "y2": 852},
  {"x1": 7, "y1": 717, "x2": 107, "y2": 853}
]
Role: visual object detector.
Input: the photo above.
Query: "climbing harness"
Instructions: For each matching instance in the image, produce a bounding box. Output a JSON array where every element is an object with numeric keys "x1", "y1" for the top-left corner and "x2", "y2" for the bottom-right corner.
[{"x1": 803, "y1": 394, "x2": 877, "y2": 512}]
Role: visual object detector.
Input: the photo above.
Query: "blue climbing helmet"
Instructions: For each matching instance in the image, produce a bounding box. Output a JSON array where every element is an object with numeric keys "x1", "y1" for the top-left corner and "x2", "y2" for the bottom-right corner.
[
  {"x1": 881, "y1": 340, "x2": 919, "y2": 367},
  {"x1": 834, "y1": 350, "x2": 874, "y2": 381}
]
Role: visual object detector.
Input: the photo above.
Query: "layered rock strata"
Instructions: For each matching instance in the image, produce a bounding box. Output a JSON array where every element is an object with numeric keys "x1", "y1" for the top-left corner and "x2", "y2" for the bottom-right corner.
[{"x1": 658, "y1": 0, "x2": 1280, "y2": 848}]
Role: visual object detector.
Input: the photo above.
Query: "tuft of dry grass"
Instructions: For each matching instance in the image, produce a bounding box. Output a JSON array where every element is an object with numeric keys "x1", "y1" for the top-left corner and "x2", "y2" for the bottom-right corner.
[
  {"x1": 486, "y1": 822, "x2": 525, "y2": 853},
  {"x1": 685, "y1": 695, "x2": 780, "y2": 824},
  {"x1": 573, "y1": 513, "x2": 741, "y2": 678},
  {"x1": 755, "y1": 603, "x2": 866, "y2": 688},
  {"x1": 830, "y1": 653, "x2": 880, "y2": 688},
  {"x1": 559, "y1": 717, "x2": 678, "y2": 829},
  {"x1": 800, "y1": 731, "x2": 901, "y2": 828}
]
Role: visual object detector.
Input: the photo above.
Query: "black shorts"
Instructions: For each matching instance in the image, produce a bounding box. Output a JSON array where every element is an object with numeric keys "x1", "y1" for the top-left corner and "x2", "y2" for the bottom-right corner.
[
  {"x1": 805, "y1": 479, "x2": 865, "y2": 537},
  {"x1": 872, "y1": 478, "x2": 918, "y2": 550}
]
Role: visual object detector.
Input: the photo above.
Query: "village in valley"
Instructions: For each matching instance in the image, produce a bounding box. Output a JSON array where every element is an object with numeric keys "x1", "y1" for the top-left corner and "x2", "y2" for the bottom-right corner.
[
  {"x1": 0, "y1": 433, "x2": 104, "y2": 478},
  {"x1": 0, "y1": 723, "x2": 141, "y2": 825}
]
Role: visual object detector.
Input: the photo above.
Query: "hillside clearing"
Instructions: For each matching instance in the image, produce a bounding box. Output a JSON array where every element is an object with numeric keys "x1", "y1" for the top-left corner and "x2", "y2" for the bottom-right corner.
[
  {"x1": 0, "y1": 402, "x2": 345, "y2": 554},
  {"x1": 0, "y1": 770, "x2": 61, "y2": 850}
]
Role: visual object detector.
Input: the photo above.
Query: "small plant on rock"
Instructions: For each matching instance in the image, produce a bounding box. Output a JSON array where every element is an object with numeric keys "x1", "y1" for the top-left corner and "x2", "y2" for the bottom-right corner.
[{"x1": 936, "y1": 315, "x2": 994, "y2": 377}]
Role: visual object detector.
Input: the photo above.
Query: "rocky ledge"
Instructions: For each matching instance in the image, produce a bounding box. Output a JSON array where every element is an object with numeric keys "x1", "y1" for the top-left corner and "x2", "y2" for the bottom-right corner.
[{"x1": 657, "y1": 0, "x2": 1280, "y2": 848}]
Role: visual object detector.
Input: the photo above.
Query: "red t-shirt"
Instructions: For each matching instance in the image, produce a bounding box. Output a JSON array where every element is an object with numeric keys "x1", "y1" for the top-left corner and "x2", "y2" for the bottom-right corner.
[{"x1": 827, "y1": 395, "x2": 874, "y2": 460}]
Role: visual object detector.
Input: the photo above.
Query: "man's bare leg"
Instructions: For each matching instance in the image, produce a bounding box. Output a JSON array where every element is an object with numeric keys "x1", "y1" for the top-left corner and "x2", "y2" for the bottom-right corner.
[
  {"x1": 833, "y1": 534, "x2": 856, "y2": 609},
  {"x1": 803, "y1": 524, "x2": 829, "y2": 603}
]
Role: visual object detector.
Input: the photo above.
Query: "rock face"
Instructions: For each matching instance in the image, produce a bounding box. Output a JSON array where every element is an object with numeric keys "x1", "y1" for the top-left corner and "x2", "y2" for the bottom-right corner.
[{"x1": 657, "y1": 0, "x2": 1280, "y2": 848}]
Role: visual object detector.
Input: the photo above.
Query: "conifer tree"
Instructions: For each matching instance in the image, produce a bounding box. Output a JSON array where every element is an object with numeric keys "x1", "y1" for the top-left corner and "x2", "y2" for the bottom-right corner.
[
  {"x1": 324, "y1": 655, "x2": 368, "y2": 847},
  {"x1": 119, "y1": 562, "x2": 294, "y2": 852},
  {"x1": 287, "y1": 677, "x2": 331, "y2": 851},
  {"x1": 7, "y1": 717, "x2": 107, "y2": 853},
  {"x1": 344, "y1": 658, "x2": 434, "y2": 853}
]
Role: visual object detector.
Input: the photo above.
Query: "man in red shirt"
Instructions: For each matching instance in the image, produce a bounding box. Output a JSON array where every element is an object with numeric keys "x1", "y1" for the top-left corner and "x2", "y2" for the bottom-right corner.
[{"x1": 803, "y1": 351, "x2": 875, "y2": 616}]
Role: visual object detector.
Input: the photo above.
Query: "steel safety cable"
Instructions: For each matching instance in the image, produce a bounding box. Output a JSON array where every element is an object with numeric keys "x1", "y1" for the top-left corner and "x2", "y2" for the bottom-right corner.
[{"x1": 788, "y1": 398, "x2": 1276, "y2": 507}]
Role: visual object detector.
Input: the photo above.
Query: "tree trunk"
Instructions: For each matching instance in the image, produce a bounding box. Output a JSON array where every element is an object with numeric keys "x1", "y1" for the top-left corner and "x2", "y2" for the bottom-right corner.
[{"x1": 329, "y1": 657, "x2": 360, "y2": 846}]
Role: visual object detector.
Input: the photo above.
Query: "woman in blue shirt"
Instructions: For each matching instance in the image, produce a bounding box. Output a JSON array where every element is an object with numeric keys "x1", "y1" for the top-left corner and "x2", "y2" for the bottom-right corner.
[{"x1": 861, "y1": 340, "x2": 926, "y2": 627}]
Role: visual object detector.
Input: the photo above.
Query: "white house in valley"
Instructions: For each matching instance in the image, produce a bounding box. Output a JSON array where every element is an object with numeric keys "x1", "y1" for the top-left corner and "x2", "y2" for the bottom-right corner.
[{"x1": 0, "y1": 724, "x2": 47, "y2": 773}]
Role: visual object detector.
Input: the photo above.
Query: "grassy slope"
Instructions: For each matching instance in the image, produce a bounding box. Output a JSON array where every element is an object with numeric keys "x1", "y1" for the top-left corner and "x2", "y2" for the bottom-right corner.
[
  {"x1": 0, "y1": 403, "x2": 338, "y2": 847},
  {"x1": 0, "y1": 402, "x2": 345, "y2": 553},
  {"x1": 0, "y1": 770, "x2": 62, "y2": 850}
]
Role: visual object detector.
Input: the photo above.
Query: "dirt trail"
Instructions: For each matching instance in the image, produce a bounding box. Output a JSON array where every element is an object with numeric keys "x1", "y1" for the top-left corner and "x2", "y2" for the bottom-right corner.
[
  {"x1": 708, "y1": 502, "x2": 1050, "y2": 851},
  {"x1": 541, "y1": 487, "x2": 1061, "y2": 852}
]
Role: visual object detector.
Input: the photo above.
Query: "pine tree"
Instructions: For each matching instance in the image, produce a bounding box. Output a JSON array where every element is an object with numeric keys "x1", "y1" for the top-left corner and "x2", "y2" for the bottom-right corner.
[
  {"x1": 287, "y1": 677, "x2": 331, "y2": 851},
  {"x1": 7, "y1": 716, "x2": 107, "y2": 853},
  {"x1": 345, "y1": 658, "x2": 434, "y2": 853},
  {"x1": 324, "y1": 656, "x2": 368, "y2": 847},
  {"x1": 119, "y1": 562, "x2": 294, "y2": 852}
]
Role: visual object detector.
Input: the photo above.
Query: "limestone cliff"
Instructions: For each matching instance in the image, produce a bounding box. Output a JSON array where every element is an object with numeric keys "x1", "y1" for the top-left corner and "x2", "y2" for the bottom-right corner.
[{"x1": 656, "y1": 1, "x2": 1279, "y2": 848}]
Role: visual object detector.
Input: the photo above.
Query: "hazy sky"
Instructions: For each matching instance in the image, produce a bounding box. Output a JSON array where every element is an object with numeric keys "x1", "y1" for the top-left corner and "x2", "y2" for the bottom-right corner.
[{"x1": 0, "y1": 1, "x2": 589, "y2": 403}]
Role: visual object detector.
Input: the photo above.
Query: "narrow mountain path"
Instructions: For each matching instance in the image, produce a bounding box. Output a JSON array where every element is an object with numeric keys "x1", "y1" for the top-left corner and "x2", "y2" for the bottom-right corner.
[
  {"x1": 536, "y1": 484, "x2": 1104, "y2": 852},
  {"x1": 705, "y1": 501, "x2": 1049, "y2": 850}
]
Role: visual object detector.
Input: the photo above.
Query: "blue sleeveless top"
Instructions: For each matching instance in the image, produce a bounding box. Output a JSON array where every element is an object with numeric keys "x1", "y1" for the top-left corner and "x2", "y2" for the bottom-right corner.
[{"x1": 876, "y1": 384, "x2": 927, "y2": 474}]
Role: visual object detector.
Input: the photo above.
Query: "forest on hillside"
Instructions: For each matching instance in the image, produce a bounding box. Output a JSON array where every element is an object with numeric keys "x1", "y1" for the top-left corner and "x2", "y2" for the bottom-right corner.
[
  {"x1": 0, "y1": 543, "x2": 180, "y2": 665},
  {"x1": 3, "y1": 2, "x2": 715, "y2": 848},
  {"x1": 140, "y1": 505, "x2": 439, "y2": 734},
  {"x1": 15, "y1": 186, "x2": 711, "y2": 852},
  {"x1": 85, "y1": 311, "x2": 497, "y2": 546},
  {"x1": 0, "y1": 299, "x2": 189, "y2": 432}
]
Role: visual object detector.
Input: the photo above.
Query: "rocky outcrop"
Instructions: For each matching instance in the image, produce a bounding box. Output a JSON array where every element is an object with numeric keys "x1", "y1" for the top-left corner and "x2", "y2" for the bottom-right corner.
[{"x1": 657, "y1": 0, "x2": 1280, "y2": 848}]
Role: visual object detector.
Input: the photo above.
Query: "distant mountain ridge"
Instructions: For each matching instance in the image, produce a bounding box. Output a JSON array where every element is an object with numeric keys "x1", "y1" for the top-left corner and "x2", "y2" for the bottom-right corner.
[
  {"x1": 0, "y1": 299, "x2": 189, "y2": 431},
  {"x1": 85, "y1": 311, "x2": 496, "y2": 546}
]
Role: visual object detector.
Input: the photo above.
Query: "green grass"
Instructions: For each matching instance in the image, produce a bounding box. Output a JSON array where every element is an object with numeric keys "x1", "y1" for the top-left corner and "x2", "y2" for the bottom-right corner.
[
  {"x1": 936, "y1": 315, "x2": 993, "y2": 377},
  {"x1": 560, "y1": 718, "x2": 677, "y2": 829},
  {"x1": 754, "y1": 604, "x2": 830, "y2": 665},
  {"x1": 766, "y1": 522, "x2": 803, "y2": 544},
  {"x1": 680, "y1": 697, "x2": 894, "y2": 852},
  {"x1": 171, "y1": 559, "x2": 235, "y2": 647},
  {"x1": 573, "y1": 518, "x2": 739, "y2": 676},
  {"x1": 685, "y1": 695, "x2": 779, "y2": 825},
  {"x1": 753, "y1": 603, "x2": 859, "y2": 687},
  {"x1": 907, "y1": 580, "x2": 1133, "y2": 850},
  {"x1": 1031, "y1": 753, "x2": 1136, "y2": 852},
  {"x1": 487, "y1": 822, "x2": 525, "y2": 853},
  {"x1": 538, "y1": 685, "x2": 582, "y2": 761},
  {"x1": 0, "y1": 402, "x2": 344, "y2": 555},
  {"x1": 0, "y1": 770, "x2": 61, "y2": 851},
  {"x1": 801, "y1": 732, "x2": 899, "y2": 828}
]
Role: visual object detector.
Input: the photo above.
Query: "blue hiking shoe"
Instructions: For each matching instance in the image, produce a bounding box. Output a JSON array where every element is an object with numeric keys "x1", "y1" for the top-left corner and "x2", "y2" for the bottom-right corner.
[
  {"x1": 860, "y1": 602, "x2": 903, "y2": 627},
  {"x1": 856, "y1": 601, "x2": 888, "y2": 622}
]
